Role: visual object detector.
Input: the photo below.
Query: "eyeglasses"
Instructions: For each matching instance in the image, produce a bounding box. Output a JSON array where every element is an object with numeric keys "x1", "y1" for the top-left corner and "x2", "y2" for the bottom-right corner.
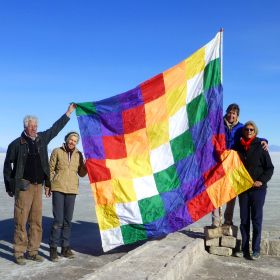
[{"x1": 245, "y1": 128, "x2": 254, "y2": 132}]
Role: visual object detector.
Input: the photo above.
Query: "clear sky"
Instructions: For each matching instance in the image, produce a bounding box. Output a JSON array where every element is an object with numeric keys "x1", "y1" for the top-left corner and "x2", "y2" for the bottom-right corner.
[{"x1": 0, "y1": 0, "x2": 279, "y2": 151}]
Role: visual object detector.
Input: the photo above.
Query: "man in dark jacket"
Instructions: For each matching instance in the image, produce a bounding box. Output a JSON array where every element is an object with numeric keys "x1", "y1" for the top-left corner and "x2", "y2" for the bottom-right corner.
[{"x1": 3, "y1": 103, "x2": 76, "y2": 265}]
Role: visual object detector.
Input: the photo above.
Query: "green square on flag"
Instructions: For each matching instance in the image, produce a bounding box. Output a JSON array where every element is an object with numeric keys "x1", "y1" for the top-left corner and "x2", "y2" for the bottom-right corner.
[
  {"x1": 187, "y1": 94, "x2": 208, "y2": 128},
  {"x1": 170, "y1": 130, "x2": 195, "y2": 162},
  {"x1": 154, "y1": 165, "x2": 180, "y2": 193},
  {"x1": 76, "y1": 102, "x2": 96, "y2": 116},
  {"x1": 203, "y1": 58, "x2": 221, "y2": 91},
  {"x1": 121, "y1": 224, "x2": 147, "y2": 244},
  {"x1": 138, "y1": 195, "x2": 165, "y2": 224}
]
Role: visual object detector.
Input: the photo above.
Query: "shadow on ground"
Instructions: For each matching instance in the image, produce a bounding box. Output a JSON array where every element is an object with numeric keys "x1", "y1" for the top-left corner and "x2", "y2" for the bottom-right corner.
[{"x1": 0, "y1": 216, "x2": 145, "y2": 263}]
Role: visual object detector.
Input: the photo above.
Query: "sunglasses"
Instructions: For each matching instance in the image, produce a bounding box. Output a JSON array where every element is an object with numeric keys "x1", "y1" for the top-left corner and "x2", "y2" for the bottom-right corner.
[{"x1": 245, "y1": 128, "x2": 254, "y2": 132}]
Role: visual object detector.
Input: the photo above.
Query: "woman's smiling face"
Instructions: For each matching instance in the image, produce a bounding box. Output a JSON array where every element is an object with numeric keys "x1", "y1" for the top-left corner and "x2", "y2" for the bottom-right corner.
[{"x1": 244, "y1": 125, "x2": 256, "y2": 139}]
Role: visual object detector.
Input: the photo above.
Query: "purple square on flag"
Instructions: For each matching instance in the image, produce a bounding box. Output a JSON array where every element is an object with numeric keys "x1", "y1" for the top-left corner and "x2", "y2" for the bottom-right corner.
[
  {"x1": 82, "y1": 136, "x2": 105, "y2": 159},
  {"x1": 78, "y1": 115, "x2": 102, "y2": 137},
  {"x1": 160, "y1": 188, "x2": 185, "y2": 213},
  {"x1": 175, "y1": 154, "x2": 201, "y2": 185},
  {"x1": 204, "y1": 85, "x2": 223, "y2": 113},
  {"x1": 195, "y1": 139, "x2": 218, "y2": 174},
  {"x1": 145, "y1": 217, "x2": 172, "y2": 238},
  {"x1": 95, "y1": 94, "x2": 122, "y2": 113},
  {"x1": 190, "y1": 118, "x2": 212, "y2": 151},
  {"x1": 118, "y1": 86, "x2": 144, "y2": 110},
  {"x1": 167, "y1": 204, "x2": 193, "y2": 232},
  {"x1": 100, "y1": 111, "x2": 124, "y2": 136},
  {"x1": 180, "y1": 176, "x2": 206, "y2": 201},
  {"x1": 208, "y1": 108, "x2": 225, "y2": 136}
]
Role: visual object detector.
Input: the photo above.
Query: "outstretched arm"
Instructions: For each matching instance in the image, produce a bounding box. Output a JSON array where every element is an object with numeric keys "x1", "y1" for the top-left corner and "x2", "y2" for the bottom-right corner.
[
  {"x1": 66, "y1": 103, "x2": 77, "y2": 117},
  {"x1": 41, "y1": 103, "x2": 77, "y2": 144}
]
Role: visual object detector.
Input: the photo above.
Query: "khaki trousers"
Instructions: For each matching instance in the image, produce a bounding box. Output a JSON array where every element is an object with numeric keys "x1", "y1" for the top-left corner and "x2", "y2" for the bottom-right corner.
[
  {"x1": 14, "y1": 184, "x2": 42, "y2": 258},
  {"x1": 224, "y1": 197, "x2": 236, "y2": 224}
]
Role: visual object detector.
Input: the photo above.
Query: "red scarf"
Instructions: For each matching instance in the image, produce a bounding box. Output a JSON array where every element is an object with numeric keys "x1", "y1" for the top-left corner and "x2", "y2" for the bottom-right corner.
[{"x1": 240, "y1": 136, "x2": 256, "y2": 151}]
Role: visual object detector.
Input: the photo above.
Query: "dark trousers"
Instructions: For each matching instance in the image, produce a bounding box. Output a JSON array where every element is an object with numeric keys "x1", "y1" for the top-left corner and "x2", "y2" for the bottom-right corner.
[
  {"x1": 239, "y1": 188, "x2": 266, "y2": 254},
  {"x1": 49, "y1": 191, "x2": 76, "y2": 248}
]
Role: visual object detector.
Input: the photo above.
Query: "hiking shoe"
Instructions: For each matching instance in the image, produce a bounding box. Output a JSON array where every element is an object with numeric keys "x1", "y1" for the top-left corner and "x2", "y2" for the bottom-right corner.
[
  {"x1": 244, "y1": 253, "x2": 253, "y2": 260},
  {"x1": 252, "y1": 252, "x2": 260, "y2": 260},
  {"x1": 26, "y1": 253, "x2": 44, "y2": 262},
  {"x1": 61, "y1": 247, "x2": 74, "y2": 258},
  {"x1": 50, "y1": 247, "x2": 59, "y2": 262},
  {"x1": 15, "y1": 256, "x2": 26, "y2": 265}
]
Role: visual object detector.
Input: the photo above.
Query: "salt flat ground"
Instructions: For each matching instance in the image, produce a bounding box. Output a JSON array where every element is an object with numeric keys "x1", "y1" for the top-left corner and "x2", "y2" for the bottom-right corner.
[{"x1": 0, "y1": 152, "x2": 279, "y2": 280}]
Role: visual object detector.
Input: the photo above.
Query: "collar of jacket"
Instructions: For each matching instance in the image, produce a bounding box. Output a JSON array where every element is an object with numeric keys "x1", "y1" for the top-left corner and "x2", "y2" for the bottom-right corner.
[
  {"x1": 61, "y1": 143, "x2": 78, "y2": 153},
  {"x1": 224, "y1": 117, "x2": 240, "y2": 129},
  {"x1": 20, "y1": 131, "x2": 40, "y2": 145}
]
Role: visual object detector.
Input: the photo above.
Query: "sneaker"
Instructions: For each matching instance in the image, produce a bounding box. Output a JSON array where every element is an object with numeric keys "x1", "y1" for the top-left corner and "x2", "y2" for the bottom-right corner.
[
  {"x1": 26, "y1": 253, "x2": 44, "y2": 262},
  {"x1": 251, "y1": 252, "x2": 260, "y2": 260},
  {"x1": 233, "y1": 251, "x2": 243, "y2": 258},
  {"x1": 61, "y1": 247, "x2": 74, "y2": 259},
  {"x1": 15, "y1": 256, "x2": 26, "y2": 265},
  {"x1": 233, "y1": 251, "x2": 251, "y2": 259},
  {"x1": 50, "y1": 247, "x2": 59, "y2": 262}
]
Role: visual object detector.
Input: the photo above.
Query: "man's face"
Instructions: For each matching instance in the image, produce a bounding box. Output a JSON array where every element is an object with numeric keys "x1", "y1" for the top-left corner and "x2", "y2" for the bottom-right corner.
[
  {"x1": 25, "y1": 120, "x2": 38, "y2": 138},
  {"x1": 66, "y1": 135, "x2": 78, "y2": 150},
  {"x1": 226, "y1": 110, "x2": 238, "y2": 124}
]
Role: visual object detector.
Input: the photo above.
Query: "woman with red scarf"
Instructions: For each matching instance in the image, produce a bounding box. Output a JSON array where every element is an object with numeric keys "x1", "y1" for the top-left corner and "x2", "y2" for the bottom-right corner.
[{"x1": 236, "y1": 121, "x2": 274, "y2": 260}]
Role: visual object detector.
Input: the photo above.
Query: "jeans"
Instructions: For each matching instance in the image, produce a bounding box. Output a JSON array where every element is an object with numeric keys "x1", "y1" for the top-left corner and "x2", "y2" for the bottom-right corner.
[
  {"x1": 49, "y1": 191, "x2": 76, "y2": 248},
  {"x1": 239, "y1": 188, "x2": 266, "y2": 254}
]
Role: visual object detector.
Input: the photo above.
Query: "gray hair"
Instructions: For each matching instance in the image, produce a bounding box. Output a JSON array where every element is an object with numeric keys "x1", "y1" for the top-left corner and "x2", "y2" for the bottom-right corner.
[
  {"x1": 243, "y1": 121, "x2": 259, "y2": 135},
  {"x1": 64, "y1": 131, "x2": 80, "y2": 144},
  {"x1": 23, "y1": 115, "x2": 38, "y2": 128}
]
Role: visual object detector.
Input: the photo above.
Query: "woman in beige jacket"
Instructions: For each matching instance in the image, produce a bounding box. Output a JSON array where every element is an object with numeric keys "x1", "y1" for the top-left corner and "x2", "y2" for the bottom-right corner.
[{"x1": 46, "y1": 131, "x2": 87, "y2": 261}]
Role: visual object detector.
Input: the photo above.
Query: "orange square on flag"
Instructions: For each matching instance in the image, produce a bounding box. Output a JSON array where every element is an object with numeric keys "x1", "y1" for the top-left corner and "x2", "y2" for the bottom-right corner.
[
  {"x1": 91, "y1": 180, "x2": 115, "y2": 205},
  {"x1": 106, "y1": 158, "x2": 131, "y2": 179},
  {"x1": 124, "y1": 128, "x2": 150, "y2": 156},
  {"x1": 206, "y1": 176, "x2": 236, "y2": 208},
  {"x1": 163, "y1": 61, "x2": 186, "y2": 92},
  {"x1": 145, "y1": 95, "x2": 168, "y2": 127}
]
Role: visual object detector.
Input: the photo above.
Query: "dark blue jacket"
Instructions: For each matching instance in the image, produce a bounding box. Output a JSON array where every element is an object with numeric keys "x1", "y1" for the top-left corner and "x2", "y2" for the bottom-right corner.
[
  {"x1": 3, "y1": 114, "x2": 70, "y2": 193},
  {"x1": 224, "y1": 120, "x2": 243, "y2": 149}
]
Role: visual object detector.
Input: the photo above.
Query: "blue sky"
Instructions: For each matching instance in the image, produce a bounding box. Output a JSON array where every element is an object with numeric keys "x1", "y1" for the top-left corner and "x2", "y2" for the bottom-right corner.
[{"x1": 0, "y1": 0, "x2": 279, "y2": 151}]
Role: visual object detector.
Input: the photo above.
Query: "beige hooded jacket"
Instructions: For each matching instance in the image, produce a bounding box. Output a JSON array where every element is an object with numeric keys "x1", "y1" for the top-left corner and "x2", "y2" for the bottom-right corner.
[{"x1": 49, "y1": 145, "x2": 87, "y2": 194}]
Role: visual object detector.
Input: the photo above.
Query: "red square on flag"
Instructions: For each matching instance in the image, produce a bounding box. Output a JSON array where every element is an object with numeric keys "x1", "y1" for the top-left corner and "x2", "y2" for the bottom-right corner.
[
  {"x1": 103, "y1": 135, "x2": 127, "y2": 159},
  {"x1": 140, "y1": 73, "x2": 165, "y2": 103},
  {"x1": 86, "y1": 159, "x2": 111, "y2": 183},
  {"x1": 187, "y1": 191, "x2": 215, "y2": 222},
  {"x1": 122, "y1": 105, "x2": 146, "y2": 134},
  {"x1": 212, "y1": 134, "x2": 226, "y2": 155},
  {"x1": 203, "y1": 162, "x2": 225, "y2": 188}
]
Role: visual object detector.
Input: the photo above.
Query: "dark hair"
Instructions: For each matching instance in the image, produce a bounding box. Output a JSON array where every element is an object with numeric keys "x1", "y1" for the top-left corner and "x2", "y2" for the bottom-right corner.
[{"x1": 226, "y1": 103, "x2": 240, "y2": 116}]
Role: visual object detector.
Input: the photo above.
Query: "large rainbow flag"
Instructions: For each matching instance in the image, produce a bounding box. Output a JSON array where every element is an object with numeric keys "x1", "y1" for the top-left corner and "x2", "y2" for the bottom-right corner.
[{"x1": 76, "y1": 32, "x2": 253, "y2": 252}]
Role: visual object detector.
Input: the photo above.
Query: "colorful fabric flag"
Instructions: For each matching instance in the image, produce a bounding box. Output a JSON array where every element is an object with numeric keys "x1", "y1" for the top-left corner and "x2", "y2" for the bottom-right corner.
[{"x1": 76, "y1": 32, "x2": 253, "y2": 252}]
